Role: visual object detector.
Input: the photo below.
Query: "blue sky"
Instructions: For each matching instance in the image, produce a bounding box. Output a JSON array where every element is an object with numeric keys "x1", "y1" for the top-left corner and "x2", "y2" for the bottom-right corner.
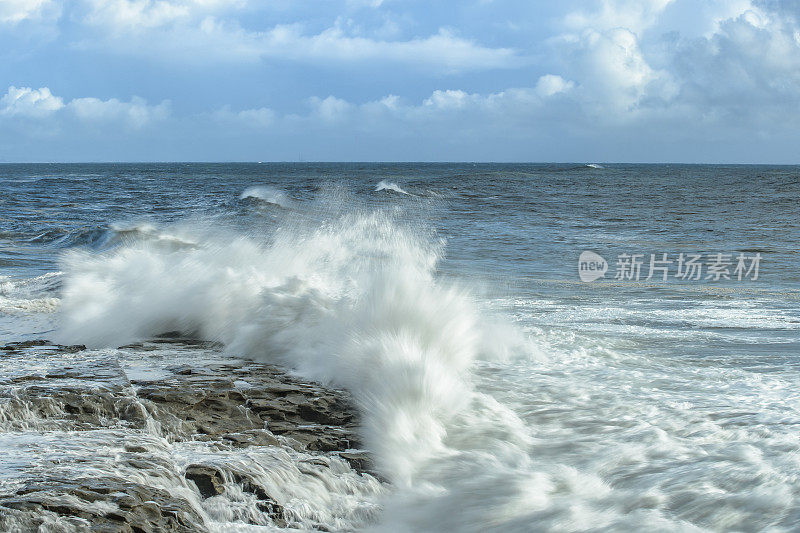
[{"x1": 1, "y1": 0, "x2": 800, "y2": 162}]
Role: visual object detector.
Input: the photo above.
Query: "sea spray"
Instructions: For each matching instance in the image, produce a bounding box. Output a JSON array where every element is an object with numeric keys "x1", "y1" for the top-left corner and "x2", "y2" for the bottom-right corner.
[
  {"x1": 56, "y1": 200, "x2": 541, "y2": 529},
  {"x1": 240, "y1": 186, "x2": 291, "y2": 207},
  {"x1": 374, "y1": 180, "x2": 412, "y2": 196}
]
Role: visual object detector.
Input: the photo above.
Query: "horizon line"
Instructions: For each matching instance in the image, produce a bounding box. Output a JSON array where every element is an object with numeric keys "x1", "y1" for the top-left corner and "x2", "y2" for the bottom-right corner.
[{"x1": 1, "y1": 161, "x2": 799, "y2": 166}]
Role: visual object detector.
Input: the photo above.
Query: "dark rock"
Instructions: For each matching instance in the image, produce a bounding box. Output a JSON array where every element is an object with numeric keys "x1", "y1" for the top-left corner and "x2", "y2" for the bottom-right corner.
[
  {"x1": 0, "y1": 480, "x2": 207, "y2": 532},
  {"x1": 185, "y1": 465, "x2": 226, "y2": 498},
  {"x1": 2, "y1": 339, "x2": 50, "y2": 350},
  {"x1": 233, "y1": 474, "x2": 288, "y2": 527},
  {"x1": 0, "y1": 338, "x2": 382, "y2": 531},
  {"x1": 222, "y1": 430, "x2": 280, "y2": 447}
]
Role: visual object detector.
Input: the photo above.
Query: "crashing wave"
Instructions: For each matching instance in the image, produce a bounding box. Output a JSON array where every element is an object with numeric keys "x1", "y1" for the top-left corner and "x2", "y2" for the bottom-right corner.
[
  {"x1": 55, "y1": 205, "x2": 538, "y2": 529},
  {"x1": 374, "y1": 180, "x2": 411, "y2": 196},
  {"x1": 239, "y1": 186, "x2": 291, "y2": 207},
  {"x1": 0, "y1": 272, "x2": 61, "y2": 315},
  {"x1": 109, "y1": 223, "x2": 197, "y2": 248},
  {"x1": 23, "y1": 223, "x2": 196, "y2": 251}
]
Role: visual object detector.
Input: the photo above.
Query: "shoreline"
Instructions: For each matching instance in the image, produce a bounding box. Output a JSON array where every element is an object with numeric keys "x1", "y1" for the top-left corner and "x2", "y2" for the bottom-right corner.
[{"x1": 0, "y1": 337, "x2": 383, "y2": 531}]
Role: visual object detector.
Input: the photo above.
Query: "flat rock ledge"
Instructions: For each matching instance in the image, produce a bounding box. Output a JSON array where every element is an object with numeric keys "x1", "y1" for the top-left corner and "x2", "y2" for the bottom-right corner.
[{"x1": 0, "y1": 338, "x2": 380, "y2": 532}]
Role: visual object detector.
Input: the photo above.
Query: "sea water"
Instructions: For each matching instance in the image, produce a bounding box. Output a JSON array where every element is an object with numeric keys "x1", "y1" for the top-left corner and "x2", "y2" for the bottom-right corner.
[{"x1": 1, "y1": 163, "x2": 798, "y2": 531}]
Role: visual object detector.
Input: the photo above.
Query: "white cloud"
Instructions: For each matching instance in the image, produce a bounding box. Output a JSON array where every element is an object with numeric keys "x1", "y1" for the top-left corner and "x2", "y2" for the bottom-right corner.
[
  {"x1": 0, "y1": 0, "x2": 58, "y2": 24},
  {"x1": 535, "y1": 74, "x2": 574, "y2": 97},
  {"x1": 67, "y1": 96, "x2": 170, "y2": 128},
  {"x1": 296, "y1": 86, "x2": 554, "y2": 126},
  {"x1": 423, "y1": 89, "x2": 479, "y2": 110},
  {"x1": 72, "y1": 1, "x2": 520, "y2": 71},
  {"x1": 668, "y1": 6, "x2": 800, "y2": 120},
  {"x1": 81, "y1": 0, "x2": 245, "y2": 29},
  {"x1": 309, "y1": 95, "x2": 354, "y2": 122},
  {"x1": 0, "y1": 85, "x2": 169, "y2": 128},
  {"x1": 346, "y1": 0, "x2": 386, "y2": 8},
  {"x1": 569, "y1": 28, "x2": 676, "y2": 112},
  {"x1": 7, "y1": 0, "x2": 800, "y2": 161},
  {"x1": 517, "y1": 0, "x2": 800, "y2": 133},
  {"x1": 264, "y1": 26, "x2": 519, "y2": 71},
  {"x1": 213, "y1": 105, "x2": 275, "y2": 127},
  {"x1": 563, "y1": 0, "x2": 676, "y2": 35},
  {"x1": 0, "y1": 86, "x2": 64, "y2": 118}
]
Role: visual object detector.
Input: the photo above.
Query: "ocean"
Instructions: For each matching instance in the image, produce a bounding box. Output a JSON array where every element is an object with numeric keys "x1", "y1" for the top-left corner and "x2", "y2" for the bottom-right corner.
[{"x1": 1, "y1": 163, "x2": 799, "y2": 531}]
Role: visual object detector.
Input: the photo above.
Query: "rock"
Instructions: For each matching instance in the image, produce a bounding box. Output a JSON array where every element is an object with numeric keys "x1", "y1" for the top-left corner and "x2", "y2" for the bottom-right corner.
[
  {"x1": 233, "y1": 474, "x2": 288, "y2": 527},
  {"x1": 185, "y1": 465, "x2": 226, "y2": 498},
  {"x1": 2, "y1": 339, "x2": 50, "y2": 350},
  {"x1": 0, "y1": 480, "x2": 207, "y2": 532},
  {"x1": 222, "y1": 430, "x2": 280, "y2": 447},
  {"x1": 0, "y1": 338, "x2": 382, "y2": 531},
  {"x1": 338, "y1": 451, "x2": 373, "y2": 474}
]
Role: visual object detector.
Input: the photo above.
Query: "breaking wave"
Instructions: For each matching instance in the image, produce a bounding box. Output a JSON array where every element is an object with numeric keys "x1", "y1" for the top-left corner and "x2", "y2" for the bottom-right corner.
[
  {"x1": 239, "y1": 186, "x2": 291, "y2": 207},
  {"x1": 55, "y1": 203, "x2": 538, "y2": 530},
  {"x1": 23, "y1": 223, "x2": 196, "y2": 251},
  {"x1": 0, "y1": 273, "x2": 61, "y2": 315},
  {"x1": 374, "y1": 180, "x2": 411, "y2": 196}
]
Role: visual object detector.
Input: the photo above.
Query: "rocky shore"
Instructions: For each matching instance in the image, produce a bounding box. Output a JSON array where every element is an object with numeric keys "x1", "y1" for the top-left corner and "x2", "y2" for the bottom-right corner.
[{"x1": 0, "y1": 336, "x2": 384, "y2": 532}]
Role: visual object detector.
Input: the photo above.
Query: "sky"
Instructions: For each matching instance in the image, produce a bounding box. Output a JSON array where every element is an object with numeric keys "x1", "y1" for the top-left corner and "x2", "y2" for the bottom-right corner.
[{"x1": 1, "y1": 0, "x2": 800, "y2": 163}]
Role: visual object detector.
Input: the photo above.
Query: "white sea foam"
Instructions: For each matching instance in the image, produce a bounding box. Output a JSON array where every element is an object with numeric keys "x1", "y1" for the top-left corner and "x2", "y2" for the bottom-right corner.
[
  {"x1": 374, "y1": 180, "x2": 411, "y2": 195},
  {"x1": 55, "y1": 207, "x2": 542, "y2": 528},
  {"x1": 0, "y1": 273, "x2": 61, "y2": 314},
  {"x1": 109, "y1": 222, "x2": 198, "y2": 249},
  {"x1": 239, "y1": 186, "x2": 291, "y2": 207},
  {"x1": 585, "y1": 163, "x2": 604, "y2": 169},
  {"x1": 53, "y1": 203, "x2": 800, "y2": 531}
]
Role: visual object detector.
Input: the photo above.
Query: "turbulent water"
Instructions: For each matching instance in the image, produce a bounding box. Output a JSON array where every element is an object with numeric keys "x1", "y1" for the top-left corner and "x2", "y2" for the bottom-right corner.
[{"x1": 1, "y1": 163, "x2": 799, "y2": 532}]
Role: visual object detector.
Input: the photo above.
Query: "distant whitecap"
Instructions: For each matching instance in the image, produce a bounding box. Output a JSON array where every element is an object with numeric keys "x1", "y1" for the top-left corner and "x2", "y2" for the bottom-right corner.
[
  {"x1": 239, "y1": 186, "x2": 290, "y2": 207},
  {"x1": 375, "y1": 180, "x2": 411, "y2": 195}
]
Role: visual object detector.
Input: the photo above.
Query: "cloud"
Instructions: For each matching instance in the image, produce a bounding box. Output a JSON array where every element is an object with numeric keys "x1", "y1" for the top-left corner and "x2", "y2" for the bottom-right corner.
[
  {"x1": 80, "y1": 0, "x2": 246, "y2": 30},
  {"x1": 1, "y1": 85, "x2": 169, "y2": 128},
  {"x1": 71, "y1": 1, "x2": 520, "y2": 71},
  {"x1": 539, "y1": 0, "x2": 800, "y2": 125},
  {"x1": 563, "y1": 0, "x2": 676, "y2": 35},
  {"x1": 0, "y1": 86, "x2": 64, "y2": 118},
  {"x1": 535, "y1": 74, "x2": 574, "y2": 97},
  {"x1": 0, "y1": 0, "x2": 58, "y2": 24},
  {"x1": 662, "y1": 5, "x2": 800, "y2": 129},
  {"x1": 309, "y1": 95, "x2": 354, "y2": 122},
  {"x1": 284, "y1": 85, "x2": 569, "y2": 128},
  {"x1": 213, "y1": 105, "x2": 275, "y2": 127},
  {"x1": 6, "y1": 0, "x2": 800, "y2": 162},
  {"x1": 268, "y1": 26, "x2": 519, "y2": 71},
  {"x1": 67, "y1": 96, "x2": 171, "y2": 128},
  {"x1": 561, "y1": 28, "x2": 676, "y2": 113}
]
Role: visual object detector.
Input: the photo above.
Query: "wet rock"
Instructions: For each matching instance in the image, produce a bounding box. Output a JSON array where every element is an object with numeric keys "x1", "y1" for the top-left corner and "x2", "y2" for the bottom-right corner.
[
  {"x1": 338, "y1": 451, "x2": 375, "y2": 475},
  {"x1": 185, "y1": 465, "x2": 226, "y2": 498},
  {"x1": 222, "y1": 430, "x2": 280, "y2": 447},
  {"x1": 0, "y1": 338, "x2": 381, "y2": 531},
  {"x1": 2, "y1": 339, "x2": 50, "y2": 350},
  {"x1": 0, "y1": 479, "x2": 207, "y2": 532}
]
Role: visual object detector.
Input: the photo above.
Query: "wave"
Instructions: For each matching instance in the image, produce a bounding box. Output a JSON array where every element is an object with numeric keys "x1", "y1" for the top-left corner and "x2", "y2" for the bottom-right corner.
[
  {"x1": 109, "y1": 223, "x2": 198, "y2": 248},
  {"x1": 585, "y1": 163, "x2": 604, "y2": 169},
  {"x1": 374, "y1": 180, "x2": 411, "y2": 196},
  {"x1": 0, "y1": 272, "x2": 61, "y2": 314},
  {"x1": 55, "y1": 205, "x2": 538, "y2": 530},
  {"x1": 240, "y1": 186, "x2": 291, "y2": 207},
  {"x1": 25, "y1": 223, "x2": 197, "y2": 251}
]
